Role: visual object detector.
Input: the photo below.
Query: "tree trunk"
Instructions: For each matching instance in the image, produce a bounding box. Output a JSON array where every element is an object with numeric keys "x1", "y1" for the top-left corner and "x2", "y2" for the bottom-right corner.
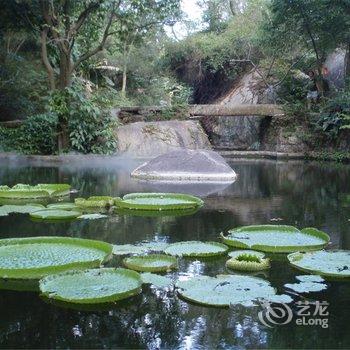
[
  {"x1": 57, "y1": 52, "x2": 72, "y2": 153},
  {"x1": 345, "y1": 42, "x2": 350, "y2": 88},
  {"x1": 121, "y1": 64, "x2": 127, "y2": 97}
]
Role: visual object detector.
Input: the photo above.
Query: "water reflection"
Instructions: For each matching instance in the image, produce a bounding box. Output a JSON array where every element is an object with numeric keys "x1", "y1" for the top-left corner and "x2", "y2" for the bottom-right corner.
[{"x1": 0, "y1": 158, "x2": 349, "y2": 348}]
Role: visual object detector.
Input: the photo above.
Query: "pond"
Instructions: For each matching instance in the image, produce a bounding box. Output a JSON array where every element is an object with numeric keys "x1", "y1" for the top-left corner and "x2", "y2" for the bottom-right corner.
[{"x1": 0, "y1": 156, "x2": 349, "y2": 349}]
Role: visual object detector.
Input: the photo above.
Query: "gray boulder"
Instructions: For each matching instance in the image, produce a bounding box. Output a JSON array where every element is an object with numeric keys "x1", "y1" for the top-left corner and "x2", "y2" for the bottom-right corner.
[
  {"x1": 115, "y1": 120, "x2": 211, "y2": 158},
  {"x1": 131, "y1": 149, "x2": 237, "y2": 182}
]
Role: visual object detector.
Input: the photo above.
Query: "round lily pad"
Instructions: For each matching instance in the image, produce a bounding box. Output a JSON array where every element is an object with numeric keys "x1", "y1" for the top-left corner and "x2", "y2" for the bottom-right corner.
[
  {"x1": 47, "y1": 203, "x2": 79, "y2": 211},
  {"x1": 0, "y1": 184, "x2": 70, "y2": 199},
  {"x1": 123, "y1": 254, "x2": 178, "y2": 272},
  {"x1": 30, "y1": 209, "x2": 81, "y2": 220},
  {"x1": 288, "y1": 250, "x2": 350, "y2": 278},
  {"x1": 114, "y1": 193, "x2": 203, "y2": 211},
  {"x1": 177, "y1": 274, "x2": 293, "y2": 307},
  {"x1": 0, "y1": 204, "x2": 45, "y2": 216},
  {"x1": 221, "y1": 225, "x2": 329, "y2": 253},
  {"x1": 164, "y1": 241, "x2": 228, "y2": 257},
  {"x1": 115, "y1": 207, "x2": 199, "y2": 217},
  {"x1": 0, "y1": 236, "x2": 112, "y2": 279},
  {"x1": 40, "y1": 268, "x2": 142, "y2": 304}
]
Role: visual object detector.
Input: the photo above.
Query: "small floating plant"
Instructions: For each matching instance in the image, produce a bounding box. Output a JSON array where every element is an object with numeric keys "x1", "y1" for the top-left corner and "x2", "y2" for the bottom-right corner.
[{"x1": 226, "y1": 250, "x2": 270, "y2": 271}]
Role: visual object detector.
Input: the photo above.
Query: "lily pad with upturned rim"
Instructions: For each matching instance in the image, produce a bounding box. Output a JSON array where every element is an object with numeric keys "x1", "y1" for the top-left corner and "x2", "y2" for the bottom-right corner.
[
  {"x1": 115, "y1": 207, "x2": 200, "y2": 217},
  {"x1": 220, "y1": 225, "x2": 329, "y2": 253},
  {"x1": 176, "y1": 274, "x2": 293, "y2": 307},
  {"x1": 29, "y1": 209, "x2": 81, "y2": 220},
  {"x1": 114, "y1": 193, "x2": 203, "y2": 211},
  {"x1": 228, "y1": 250, "x2": 266, "y2": 259},
  {"x1": 123, "y1": 254, "x2": 178, "y2": 272},
  {"x1": 0, "y1": 184, "x2": 71, "y2": 199},
  {"x1": 47, "y1": 203, "x2": 80, "y2": 211},
  {"x1": 164, "y1": 241, "x2": 228, "y2": 257},
  {"x1": 288, "y1": 250, "x2": 350, "y2": 278},
  {"x1": 226, "y1": 251, "x2": 270, "y2": 272},
  {"x1": 39, "y1": 268, "x2": 142, "y2": 304},
  {"x1": 0, "y1": 236, "x2": 112, "y2": 279},
  {"x1": 0, "y1": 204, "x2": 45, "y2": 216}
]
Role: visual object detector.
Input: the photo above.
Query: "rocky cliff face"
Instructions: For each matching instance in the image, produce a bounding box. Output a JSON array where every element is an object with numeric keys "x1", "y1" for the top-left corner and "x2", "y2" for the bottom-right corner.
[
  {"x1": 115, "y1": 120, "x2": 211, "y2": 158},
  {"x1": 200, "y1": 70, "x2": 269, "y2": 150}
]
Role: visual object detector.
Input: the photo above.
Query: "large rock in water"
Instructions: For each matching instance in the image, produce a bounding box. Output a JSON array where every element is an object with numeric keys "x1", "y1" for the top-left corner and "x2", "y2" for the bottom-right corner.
[
  {"x1": 131, "y1": 149, "x2": 237, "y2": 182},
  {"x1": 115, "y1": 120, "x2": 211, "y2": 157}
]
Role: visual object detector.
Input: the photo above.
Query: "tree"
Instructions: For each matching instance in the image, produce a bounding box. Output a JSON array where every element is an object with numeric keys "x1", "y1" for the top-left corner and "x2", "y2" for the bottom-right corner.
[
  {"x1": 1, "y1": 0, "x2": 180, "y2": 152},
  {"x1": 269, "y1": 0, "x2": 350, "y2": 94}
]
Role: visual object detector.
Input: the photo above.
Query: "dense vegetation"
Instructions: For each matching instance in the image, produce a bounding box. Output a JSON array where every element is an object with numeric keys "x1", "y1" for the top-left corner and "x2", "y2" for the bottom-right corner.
[{"x1": 0, "y1": 0, "x2": 349, "y2": 155}]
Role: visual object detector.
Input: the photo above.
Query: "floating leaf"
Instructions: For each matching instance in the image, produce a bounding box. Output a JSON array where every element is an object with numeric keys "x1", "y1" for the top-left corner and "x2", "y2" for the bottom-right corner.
[
  {"x1": 30, "y1": 209, "x2": 81, "y2": 220},
  {"x1": 123, "y1": 254, "x2": 178, "y2": 272},
  {"x1": 164, "y1": 241, "x2": 228, "y2": 257},
  {"x1": 47, "y1": 203, "x2": 79, "y2": 211},
  {"x1": 284, "y1": 274, "x2": 327, "y2": 293},
  {"x1": 176, "y1": 274, "x2": 293, "y2": 307},
  {"x1": 0, "y1": 236, "x2": 112, "y2": 279},
  {"x1": 113, "y1": 242, "x2": 169, "y2": 256},
  {"x1": 114, "y1": 193, "x2": 203, "y2": 211},
  {"x1": 0, "y1": 184, "x2": 70, "y2": 199},
  {"x1": 75, "y1": 196, "x2": 114, "y2": 208},
  {"x1": 226, "y1": 251, "x2": 270, "y2": 272},
  {"x1": 40, "y1": 268, "x2": 142, "y2": 304},
  {"x1": 78, "y1": 213, "x2": 108, "y2": 220},
  {"x1": 140, "y1": 272, "x2": 173, "y2": 288},
  {"x1": 296, "y1": 275, "x2": 325, "y2": 283},
  {"x1": 0, "y1": 204, "x2": 45, "y2": 216},
  {"x1": 288, "y1": 250, "x2": 350, "y2": 278},
  {"x1": 221, "y1": 225, "x2": 329, "y2": 253},
  {"x1": 228, "y1": 250, "x2": 266, "y2": 259}
]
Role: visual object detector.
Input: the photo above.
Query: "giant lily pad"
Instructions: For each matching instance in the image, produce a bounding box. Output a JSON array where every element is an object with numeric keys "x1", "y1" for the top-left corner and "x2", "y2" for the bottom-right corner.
[
  {"x1": 0, "y1": 184, "x2": 70, "y2": 199},
  {"x1": 0, "y1": 236, "x2": 112, "y2": 279},
  {"x1": 123, "y1": 254, "x2": 178, "y2": 272},
  {"x1": 75, "y1": 196, "x2": 114, "y2": 208},
  {"x1": 164, "y1": 241, "x2": 228, "y2": 257},
  {"x1": 288, "y1": 250, "x2": 350, "y2": 278},
  {"x1": 0, "y1": 204, "x2": 45, "y2": 216},
  {"x1": 177, "y1": 274, "x2": 293, "y2": 307},
  {"x1": 114, "y1": 193, "x2": 203, "y2": 211},
  {"x1": 220, "y1": 225, "x2": 329, "y2": 253},
  {"x1": 40, "y1": 268, "x2": 142, "y2": 304},
  {"x1": 30, "y1": 209, "x2": 81, "y2": 220},
  {"x1": 113, "y1": 242, "x2": 169, "y2": 256},
  {"x1": 140, "y1": 272, "x2": 173, "y2": 288},
  {"x1": 47, "y1": 203, "x2": 79, "y2": 211},
  {"x1": 115, "y1": 207, "x2": 199, "y2": 217}
]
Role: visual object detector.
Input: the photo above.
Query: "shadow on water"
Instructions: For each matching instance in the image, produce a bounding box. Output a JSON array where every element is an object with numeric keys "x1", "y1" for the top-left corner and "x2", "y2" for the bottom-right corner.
[{"x1": 0, "y1": 157, "x2": 349, "y2": 349}]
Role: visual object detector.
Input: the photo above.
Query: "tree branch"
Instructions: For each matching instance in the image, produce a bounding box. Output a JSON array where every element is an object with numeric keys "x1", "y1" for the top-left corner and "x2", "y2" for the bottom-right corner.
[{"x1": 73, "y1": 1, "x2": 118, "y2": 70}]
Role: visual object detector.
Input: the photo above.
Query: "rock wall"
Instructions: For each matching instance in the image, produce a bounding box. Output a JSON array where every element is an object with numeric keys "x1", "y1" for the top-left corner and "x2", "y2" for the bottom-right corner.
[
  {"x1": 201, "y1": 70, "x2": 269, "y2": 150},
  {"x1": 115, "y1": 120, "x2": 211, "y2": 158}
]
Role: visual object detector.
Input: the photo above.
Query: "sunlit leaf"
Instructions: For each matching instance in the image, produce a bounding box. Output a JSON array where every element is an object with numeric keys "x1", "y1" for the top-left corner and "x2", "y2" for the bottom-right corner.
[
  {"x1": 123, "y1": 254, "x2": 178, "y2": 272},
  {"x1": 0, "y1": 236, "x2": 112, "y2": 279},
  {"x1": 164, "y1": 241, "x2": 228, "y2": 257},
  {"x1": 221, "y1": 225, "x2": 329, "y2": 253},
  {"x1": 40, "y1": 268, "x2": 142, "y2": 304},
  {"x1": 30, "y1": 209, "x2": 81, "y2": 220}
]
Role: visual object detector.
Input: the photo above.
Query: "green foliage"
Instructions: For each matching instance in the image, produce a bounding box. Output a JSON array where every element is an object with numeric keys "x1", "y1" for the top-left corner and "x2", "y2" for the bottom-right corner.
[
  {"x1": 0, "y1": 113, "x2": 57, "y2": 154},
  {"x1": 49, "y1": 80, "x2": 118, "y2": 154}
]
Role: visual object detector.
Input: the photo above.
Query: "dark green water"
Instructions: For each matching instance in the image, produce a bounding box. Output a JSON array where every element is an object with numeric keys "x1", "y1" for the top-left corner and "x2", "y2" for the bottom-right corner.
[{"x1": 0, "y1": 157, "x2": 349, "y2": 349}]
